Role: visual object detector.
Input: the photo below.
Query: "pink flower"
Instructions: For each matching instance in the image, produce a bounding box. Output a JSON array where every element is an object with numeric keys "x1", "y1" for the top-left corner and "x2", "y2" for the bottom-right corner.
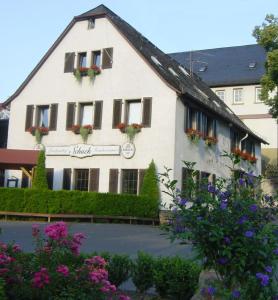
[
  {"x1": 56, "y1": 265, "x2": 69, "y2": 277},
  {"x1": 0, "y1": 242, "x2": 7, "y2": 251},
  {"x1": 119, "y1": 295, "x2": 131, "y2": 300},
  {"x1": 32, "y1": 224, "x2": 40, "y2": 238},
  {"x1": 32, "y1": 267, "x2": 50, "y2": 289},
  {"x1": 44, "y1": 222, "x2": 68, "y2": 240},
  {"x1": 12, "y1": 244, "x2": 21, "y2": 253},
  {"x1": 88, "y1": 269, "x2": 108, "y2": 284},
  {"x1": 73, "y1": 233, "x2": 86, "y2": 245},
  {"x1": 0, "y1": 253, "x2": 12, "y2": 265},
  {"x1": 85, "y1": 256, "x2": 107, "y2": 267}
]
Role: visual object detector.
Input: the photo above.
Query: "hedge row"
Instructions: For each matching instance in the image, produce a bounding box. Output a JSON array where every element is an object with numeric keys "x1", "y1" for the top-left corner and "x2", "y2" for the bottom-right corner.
[{"x1": 0, "y1": 188, "x2": 159, "y2": 218}]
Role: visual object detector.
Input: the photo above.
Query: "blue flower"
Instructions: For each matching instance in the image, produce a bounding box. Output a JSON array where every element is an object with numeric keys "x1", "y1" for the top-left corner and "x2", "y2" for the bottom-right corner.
[
  {"x1": 207, "y1": 183, "x2": 216, "y2": 193},
  {"x1": 220, "y1": 201, "x2": 228, "y2": 210},
  {"x1": 245, "y1": 230, "x2": 254, "y2": 238},
  {"x1": 224, "y1": 236, "x2": 231, "y2": 244},
  {"x1": 207, "y1": 286, "x2": 216, "y2": 296},
  {"x1": 217, "y1": 257, "x2": 228, "y2": 265},
  {"x1": 238, "y1": 178, "x2": 245, "y2": 186},
  {"x1": 249, "y1": 204, "x2": 258, "y2": 212},
  {"x1": 265, "y1": 266, "x2": 272, "y2": 273},
  {"x1": 197, "y1": 216, "x2": 203, "y2": 221},
  {"x1": 232, "y1": 290, "x2": 241, "y2": 298},
  {"x1": 264, "y1": 194, "x2": 271, "y2": 201},
  {"x1": 178, "y1": 198, "x2": 187, "y2": 206},
  {"x1": 238, "y1": 215, "x2": 248, "y2": 224},
  {"x1": 274, "y1": 248, "x2": 278, "y2": 255},
  {"x1": 256, "y1": 273, "x2": 269, "y2": 286}
]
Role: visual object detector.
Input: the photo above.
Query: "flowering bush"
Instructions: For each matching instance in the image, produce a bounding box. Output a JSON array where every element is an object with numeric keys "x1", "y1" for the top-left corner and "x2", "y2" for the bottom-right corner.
[
  {"x1": 0, "y1": 222, "x2": 130, "y2": 300},
  {"x1": 27, "y1": 126, "x2": 49, "y2": 144},
  {"x1": 71, "y1": 124, "x2": 93, "y2": 143},
  {"x1": 74, "y1": 65, "x2": 101, "y2": 80},
  {"x1": 186, "y1": 128, "x2": 203, "y2": 142},
  {"x1": 231, "y1": 148, "x2": 257, "y2": 165},
  {"x1": 117, "y1": 123, "x2": 142, "y2": 142},
  {"x1": 159, "y1": 154, "x2": 278, "y2": 299}
]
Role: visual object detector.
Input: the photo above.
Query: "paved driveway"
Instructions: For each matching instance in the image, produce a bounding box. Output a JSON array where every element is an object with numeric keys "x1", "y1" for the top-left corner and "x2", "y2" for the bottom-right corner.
[{"x1": 0, "y1": 221, "x2": 192, "y2": 258}]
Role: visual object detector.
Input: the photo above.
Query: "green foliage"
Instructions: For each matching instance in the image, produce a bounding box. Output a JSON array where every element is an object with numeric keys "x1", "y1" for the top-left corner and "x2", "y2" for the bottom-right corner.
[
  {"x1": 160, "y1": 155, "x2": 278, "y2": 299},
  {"x1": 253, "y1": 14, "x2": 278, "y2": 118},
  {"x1": 106, "y1": 254, "x2": 131, "y2": 287},
  {"x1": 0, "y1": 278, "x2": 7, "y2": 300},
  {"x1": 140, "y1": 160, "x2": 160, "y2": 205},
  {"x1": 131, "y1": 251, "x2": 154, "y2": 295},
  {"x1": 0, "y1": 188, "x2": 158, "y2": 218},
  {"x1": 154, "y1": 257, "x2": 201, "y2": 300},
  {"x1": 32, "y1": 151, "x2": 48, "y2": 190}
]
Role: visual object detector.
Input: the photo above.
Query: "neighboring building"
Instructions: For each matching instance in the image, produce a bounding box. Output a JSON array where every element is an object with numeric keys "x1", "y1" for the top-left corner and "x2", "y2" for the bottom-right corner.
[
  {"x1": 170, "y1": 45, "x2": 278, "y2": 171},
  {"x1": 2, "y1": 5, "x2": 266, "y2": 205}
]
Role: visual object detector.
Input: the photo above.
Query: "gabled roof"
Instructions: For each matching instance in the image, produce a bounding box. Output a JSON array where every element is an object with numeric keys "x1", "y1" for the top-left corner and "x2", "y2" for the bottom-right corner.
[
  {"x1": 169, "y1": 44, "x2": 266, "y2": 87},
  {"x1": 4, "y1": 5, "x2": 267, "y2": 144}
]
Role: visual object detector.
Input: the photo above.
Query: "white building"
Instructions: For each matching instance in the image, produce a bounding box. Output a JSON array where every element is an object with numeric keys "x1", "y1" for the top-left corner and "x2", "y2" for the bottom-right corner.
[
  {"x1": 2, "y1": 5, "x2": 266, "y2": 205},
  {"x1": 170, "y1": 45, "x2": 277, "y2": 172}
]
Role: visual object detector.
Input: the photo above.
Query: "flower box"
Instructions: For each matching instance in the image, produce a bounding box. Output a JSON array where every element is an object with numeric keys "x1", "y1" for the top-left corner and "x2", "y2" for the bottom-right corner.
[
  {"x1": 117, "y1": 123, "x2": 142, "y2": 141},
  {"x1": 74, "y1": 65, "x2": 101, "y2": 80},
  {"x1": 186, "y1": 128, "x2": 203, "y2": 142},
  {"x1": 204, "y1": 136, "x2": 218, "y2": 146},
  {"x1": 71, "y1": 124, "x2": 93, "y2": 143},
  {"x1": 27, "y1": 126, "x2": 49, "y2": 144}
]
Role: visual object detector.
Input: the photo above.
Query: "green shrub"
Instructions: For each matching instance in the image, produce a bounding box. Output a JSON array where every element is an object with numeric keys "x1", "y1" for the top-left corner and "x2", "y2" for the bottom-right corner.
[
  {"x1": 140, "y1": 160, "x2": 160, "y2": 203},
  {"x1": 32, "y1": 151, "x2": 48, "y2": 190},
  {"x1": 0, "y1": 278, "x2": 6, "y2": 300},
  {"x1": 0, "y1": 188, "x2": 158, "y2": 218},
  {"x1": 131, "y1": 251, "x2": 154, "y2": 295},
  {"x1": 106, "y1": 254, "x2": 131, "y2": 287}
]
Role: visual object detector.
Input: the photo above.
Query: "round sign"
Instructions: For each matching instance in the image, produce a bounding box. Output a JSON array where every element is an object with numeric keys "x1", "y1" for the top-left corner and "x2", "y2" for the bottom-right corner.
[{"x1": 121, "y1": 142, "x2": 136, "y2": 159}]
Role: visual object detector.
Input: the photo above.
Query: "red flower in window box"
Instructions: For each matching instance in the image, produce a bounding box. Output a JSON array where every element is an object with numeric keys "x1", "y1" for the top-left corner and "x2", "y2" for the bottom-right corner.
[
  {"x1": 117, "y1": 123, "x2": 126, "y2": 133},
  {"x1": 82, "y1": 124, "x2": 93, "y2": 133},
  {"x1": 205, "y1": 136, "x2": 218, "y2": 146},
  {"x1": 117, "y1": 123, "x2": 142, "y2": 141},
  {"x1": 232, "y1": 148, "x2": 242, "y2": 158},
  {"x1": 241, "y1": 151, "x2": 251, "y2": 161},
  {"x1": 27, "y1": 126, "x2": 48, "y2": 144},
  {"x1": 90, "y1": 64, "x2": 101, "y2": 75},
  {"x1": 28, "y1": 126, "x2": 37, "y2": 136},
  {"x1": 71, "y1": 124, "x2": 81, "y2": 134},
  {"x1": 249, "y1": 155, "x2": 257, "y2": 164},
  {"x1": 186, "y1": 128, "x2": 203, "y2": 142}
]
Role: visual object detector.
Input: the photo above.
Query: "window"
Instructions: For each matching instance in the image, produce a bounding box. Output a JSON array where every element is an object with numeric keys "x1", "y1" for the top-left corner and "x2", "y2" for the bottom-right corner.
[
  {"x1": 37, "y1": 106, "x2": 49, "y2": 127},
  {"x1": 255, "y1": 87, "x2": 262, "y2": 103},
  {"x1": 88, "y1": 18, "x2": 95, "y2": 29},
  {"x1": 0, "y1": 170, "x2": 4, "y2": 187},
  {"x1": 216, "y1": 90, "x2": 225, "y2": 101},
  {"x1": 233, "y1": 88, "x2": 243, "y2": 104},
  {"x1": 102, "y1": 48, "x2": 113, "y2": 69},
  {"x1": 126, "y1": 100, "x2": 141, "y2": 125},
  {"x1": 207, "y1": 118, "x2": 217, "y2": 137},
  {"x1": 121, "y1": 169, "x2": 138, "y2": 195},
  {"x1": 242, "y1": 139, "x2": 255, "y2": 156},
  {"x1": 79, "y1": 103, "x2": 93, "y2": 126},
  {"x1": 92, "y1": 51, "x2": 101, "y2": 67},
  {"x1": 78, "y1": 52, "x2": 87, "y2": 68},
  {"x1": 64, "y1": 52, "x2": 75, "y2": 73},
  {"x1": 185, "y1": 107, "x2": 197, "y2": 130},
  {"x1": 230, "y1": 129, "x2": 240, "y2": 151},
  {"x1": 74, "y1": 169, "x2": 89, "y2": 191}
]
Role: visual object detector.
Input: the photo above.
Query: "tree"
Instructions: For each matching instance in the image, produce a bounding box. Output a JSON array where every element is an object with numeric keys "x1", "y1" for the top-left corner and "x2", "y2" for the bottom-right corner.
[
  {"x1": 140, "y1": 160, "x2": 160, "y2": 203},
  {"x1": 253, "y1": 14, "x2": 278, "y2": 118},
  {"x1": 32, "y1": 150, "x2": 48, "y2": 189}
]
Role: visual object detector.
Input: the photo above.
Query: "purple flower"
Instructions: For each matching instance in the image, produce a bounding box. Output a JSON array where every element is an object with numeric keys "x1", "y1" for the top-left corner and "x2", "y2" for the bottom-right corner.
[
  {"x1": 238, "y1": 215, "x2": 248, "y2": 224},
  {"x1": 197, "y1": 216, "x2": 203, "y2": 221},
  {"x1": 256, "y1": 273, "x2": 269, "y2": 286},
  {"x1": 224, "y1": 236, "x2": 231, "y2": 244},
  {"x1": 207, "y1": 184, "x2": 215, "y2": 193},
  {"x1": 238, "y1": 178, "x2": 245, "y2": 186},
  {"x1": 264, "y1": 194, "x2": 271, "y2": 201},
  {"x1": 265, "y1": 266, "x2": 272, "y2": 273},
  {"x1": 217, "y1": 257, "x2": 228, "y2": 265},
  {"x1": 220, "y1": 201, "x2": 228, "y2": 210},
  {"x1": 249, "y1": 204, "x2": 258, "y2": 212},
  {"x1": 232, "y1": 290, "x2": 241, "y2": 298},
  {"x1": 207, "y1": 286, "x2": 216, "y2": 296},
  {"x1": 244, "y1": 230, "x2": 254, "y2": 238},
  {"x1": 273, "y1": 248, "x2": 278, "y2": 255},
  {"x1": 178, "y1": 198, "x2": 187, "y2": 206}
]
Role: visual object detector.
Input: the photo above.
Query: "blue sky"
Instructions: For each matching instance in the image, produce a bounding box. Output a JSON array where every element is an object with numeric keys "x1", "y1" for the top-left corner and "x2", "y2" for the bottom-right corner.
[{"x1": 0, "y1": 0, "x2": 277, "y2": 102}]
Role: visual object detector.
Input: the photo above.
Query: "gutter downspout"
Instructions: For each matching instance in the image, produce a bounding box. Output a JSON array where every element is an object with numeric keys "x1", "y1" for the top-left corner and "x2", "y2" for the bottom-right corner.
[{"x1": 240, "y1": 133, "x2": 249, "y2": 151}]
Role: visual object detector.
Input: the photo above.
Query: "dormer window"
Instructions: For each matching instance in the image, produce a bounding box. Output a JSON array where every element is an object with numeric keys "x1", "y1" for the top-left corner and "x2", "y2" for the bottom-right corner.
[
  {"x1": 78, "y1": 52, "x2": 87, "y2": 68},
  {"x1": 88, "y1": 18, "x2": 95, "y2": 29}
]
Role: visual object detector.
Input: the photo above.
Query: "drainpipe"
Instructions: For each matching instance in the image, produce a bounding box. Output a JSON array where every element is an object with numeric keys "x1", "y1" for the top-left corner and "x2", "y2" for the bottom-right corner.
[{"x1": 240, "y1": 133, "x2": 249, "y2": 151}]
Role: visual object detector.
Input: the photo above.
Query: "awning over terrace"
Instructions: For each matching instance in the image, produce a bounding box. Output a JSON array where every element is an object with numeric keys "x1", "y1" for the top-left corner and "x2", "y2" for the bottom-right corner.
[{"x1": 0, "y1": 149, "x2": 39, "y2": 170}]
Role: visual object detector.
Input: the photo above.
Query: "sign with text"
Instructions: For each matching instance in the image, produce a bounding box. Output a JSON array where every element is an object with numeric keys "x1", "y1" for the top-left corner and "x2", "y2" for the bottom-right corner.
[{"x1": 46, "y1": 144, "x2": 121, "y2": 158}]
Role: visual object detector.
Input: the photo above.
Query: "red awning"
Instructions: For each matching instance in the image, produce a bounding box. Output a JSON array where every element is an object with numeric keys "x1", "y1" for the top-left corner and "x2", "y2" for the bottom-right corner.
[{"x1": 0, "y1": 149, "x2": 39, "y2": 170}]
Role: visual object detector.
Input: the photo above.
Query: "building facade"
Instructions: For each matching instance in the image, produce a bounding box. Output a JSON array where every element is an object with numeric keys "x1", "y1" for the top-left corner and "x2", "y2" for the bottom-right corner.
[
  {"x1": 3, "y1": 6, "x2": 265, "y2": 206},
  {"x1": 170, "y1": 45, "x2": 277, "y2": 171}
]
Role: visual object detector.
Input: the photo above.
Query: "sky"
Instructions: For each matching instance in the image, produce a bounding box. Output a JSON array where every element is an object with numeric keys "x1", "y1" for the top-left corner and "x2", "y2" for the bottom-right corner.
[{"x1": 0, "y1": 0, "x2": 277, "y2": 102}]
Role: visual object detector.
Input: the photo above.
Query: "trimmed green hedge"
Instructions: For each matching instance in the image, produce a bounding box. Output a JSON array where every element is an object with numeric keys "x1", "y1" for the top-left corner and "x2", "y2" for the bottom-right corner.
[{"x1": 0, "y1": 188, "x2": 159, "y2": 218}]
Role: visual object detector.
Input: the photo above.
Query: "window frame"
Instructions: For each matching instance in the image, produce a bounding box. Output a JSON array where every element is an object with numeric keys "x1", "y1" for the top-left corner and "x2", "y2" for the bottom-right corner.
[
  {"x1": 125, "y1": 99, "x2": 142, "y2": 125},
  {"x1": 91, "y1": 50, "x2": 101, "y2": 68},
  {"x1": 37, "y1": 105, "x2": 50, "y2": 128},
  {"x1": 233, "y1": 88, "x2": 244, "y2": 104},
  {"x1": 78, "y1": 102, "x2": 94, "y2": 126},
  {"x1": 255, "y1": 87, "x2": 263, "y2": 103},
  {"x1": 77, "y1": 52, "x2": 87, "y2": 68},
  {"x1": 121, "y1": 169, "x2": 139, "y2": 195},
  {"x1": 74, "y1": 169, "x2": 89, "y2": 191},
  {"x1": 215, "y1": 90, "x2": 225, "y2": 101}
]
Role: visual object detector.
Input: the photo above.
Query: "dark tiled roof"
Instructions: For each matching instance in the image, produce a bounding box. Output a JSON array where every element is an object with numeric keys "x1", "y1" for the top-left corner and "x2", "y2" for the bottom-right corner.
[
  {"x1": 169, "y1": 45, "x2": 266, "y2": 87},
  {"x1": 4, "y1": 5, "x2": 266, "y2": 144},
  {"x1": 0, "y1": 149, "x2": 38, "y2": 169}
]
